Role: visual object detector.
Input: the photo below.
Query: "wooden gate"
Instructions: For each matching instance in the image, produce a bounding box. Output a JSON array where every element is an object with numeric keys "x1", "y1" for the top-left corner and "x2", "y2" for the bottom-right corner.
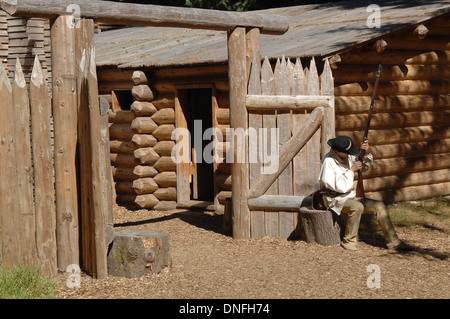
[{"x1": 228, "y1": 28, "x2": 335, "y2": 239}]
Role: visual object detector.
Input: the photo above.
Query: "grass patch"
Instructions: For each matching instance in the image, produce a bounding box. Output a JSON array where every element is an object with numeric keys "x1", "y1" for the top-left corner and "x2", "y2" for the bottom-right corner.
[
  {"x1": 0, "y1": 264, "x2": 57, "y2": 299},
  {"x1": 360, "y1": 196, "x2": 450, "y2": 233},
  {"x1": 389, "y1": 196, "x2": 450, "y2": 231}
]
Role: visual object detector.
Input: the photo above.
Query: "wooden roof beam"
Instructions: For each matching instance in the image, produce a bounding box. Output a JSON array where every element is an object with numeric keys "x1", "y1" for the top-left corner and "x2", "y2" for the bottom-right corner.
[{"x1": 0, "y1": 0, "x2": 289, "y2": 35}]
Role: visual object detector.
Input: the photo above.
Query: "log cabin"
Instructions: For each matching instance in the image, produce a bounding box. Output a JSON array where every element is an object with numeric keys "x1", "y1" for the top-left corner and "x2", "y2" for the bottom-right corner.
[{"x1": 94, "y1": 0, "x2": 450, "y2": 220}]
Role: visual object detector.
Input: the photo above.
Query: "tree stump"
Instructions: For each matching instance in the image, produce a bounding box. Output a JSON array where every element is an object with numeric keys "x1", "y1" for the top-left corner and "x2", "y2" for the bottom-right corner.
[
  {"x1": 107, "y1": 230, "x2": 171, "y2": 278},
  {"x1": 299, "y1": 207, "x2": 343, "y2": 246}
]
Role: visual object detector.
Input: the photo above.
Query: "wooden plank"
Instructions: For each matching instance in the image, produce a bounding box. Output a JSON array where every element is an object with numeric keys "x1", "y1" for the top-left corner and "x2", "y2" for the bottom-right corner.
[
  {"x1": 30, "y1": 56, "x2": 57, "y2": 276},
  {"x1": 174, "y1": 89, "x2": 190, "y2": 204},
  {"x1": 320, "y1": 57, "x2": 335, "y2": 159},
  {"x1": 260, "y1": 56, "x2": 277, "y2": 237},
  {"x1": 228, "y1": 27, "x2": 250, "y2": 239},
  {"x1": 291, "y1": 57, "x2": 306, "y2": 238},
  {"x1": 0, "y1": 60, "x2": 20, "y2": 267},
  {"x1": 2, "y1": 0, "x2": 289, "y2": 35},
  {"x1": 12, "y1": 58, "x2": 36, "y2": 267},
  {"x1": 305, "y1": 57, "x2": 321, "y2": 195},
  {"x1": 89, "y1": 48, "x2": 113, "y2": 278},
  {"x1": 246, "y1": 28, "x2": 265, "y2": 239},
  {"x1": 76, "y1": 19, "x2": 110, "y2": 278},
  {"x1": 51, "y1": 15, "x2": 79, "y2": 271},
  {"x1": 277, "y1": 56, "x2": 293, "y2": 239}
]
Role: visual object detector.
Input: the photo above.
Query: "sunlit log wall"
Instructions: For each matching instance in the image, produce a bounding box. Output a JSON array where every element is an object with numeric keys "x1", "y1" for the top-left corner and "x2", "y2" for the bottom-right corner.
[{"x1": 333, "y1": 15, "x2": 450, "y2": 203}]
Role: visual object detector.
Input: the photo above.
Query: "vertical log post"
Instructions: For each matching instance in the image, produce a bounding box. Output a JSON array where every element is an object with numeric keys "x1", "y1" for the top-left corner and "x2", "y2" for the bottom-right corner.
[
  {"x1": 12, "y1": 58, "x2": 36, "y2": 266},
  {"x1": 246, "y1": 28, "x2": 263, "y2": 238},
  {"x1": 76, "y1": 18, "x2": 111, "y2": 279},
  {"x1": 320, "y1": 58, "x2": 335, "y2": 158},
  {"x1": 51, "y1": 15, "x2": 79, "y2": 271},
  {"x1": 228, "y1": 27, "x2": 250, "y2": 239},
  {"x1": 0, "y1": 61, "x2": 20, "y2": 267},
  {"x1": 30, "y1": 56, "x2": 57, "y2": 277}
]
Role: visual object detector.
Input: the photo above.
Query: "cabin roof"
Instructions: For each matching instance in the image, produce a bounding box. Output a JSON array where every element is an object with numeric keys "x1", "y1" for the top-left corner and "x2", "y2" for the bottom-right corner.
[{"x1": 94, "y1": 0, "x2": 450, "y2": 69}]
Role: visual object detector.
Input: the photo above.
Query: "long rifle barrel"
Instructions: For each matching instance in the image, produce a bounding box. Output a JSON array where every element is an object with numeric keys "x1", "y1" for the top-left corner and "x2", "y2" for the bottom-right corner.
[
  {"x1": 362, "y1": 64, "x2": 382, "y2": 141},
  {"x1": 356, "y1": 64, "x2": 382, "y2": 198}
]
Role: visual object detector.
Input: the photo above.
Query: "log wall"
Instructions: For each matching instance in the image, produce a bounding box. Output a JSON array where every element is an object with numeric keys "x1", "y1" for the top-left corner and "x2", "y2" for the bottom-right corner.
[
  {"x1": 100, "y1": 64, "x2": 233, "y2": 212},
  {"x1": 334, "y1": 15, "x2": 450, "y2": 203},
  {"x1": 104, "y1": 70, "x2": 183, "y2": 210}
]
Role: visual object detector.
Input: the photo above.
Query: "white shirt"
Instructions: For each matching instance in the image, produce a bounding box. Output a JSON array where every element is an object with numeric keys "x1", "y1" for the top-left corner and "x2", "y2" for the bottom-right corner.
[{"x1": 318, "y1": 150, "x2": 373, "y2": 215}]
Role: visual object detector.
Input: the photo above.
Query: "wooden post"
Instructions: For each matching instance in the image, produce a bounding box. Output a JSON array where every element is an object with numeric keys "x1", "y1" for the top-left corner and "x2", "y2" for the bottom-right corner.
[
  {"x1": 51, "y1": 15, "x2": 79, "y2": 271},
  {"x1": 76, "y1": 18, "x2": 111, "y2": 279},
  {"x1": 30, "y1": 56, "x2": 57, "y2": 277},
  {"x1": 228, "y1": 27, "x2": 250, "y2": 239},
  {"x1": 246, "y1": 28, "x2": 264, "y2": 238},
  {"x1": 0, "y1": 61, "x2": 20, "y2": 267},
  {"x1": 12, "y1": 58, "x2": 36, "y2": 267},
  {"x1": 260, "y1": 56, "x2": 278, "y2": 237},
  {"x1": 320, "y1": 58, "x2": 335, "y2": 159}
]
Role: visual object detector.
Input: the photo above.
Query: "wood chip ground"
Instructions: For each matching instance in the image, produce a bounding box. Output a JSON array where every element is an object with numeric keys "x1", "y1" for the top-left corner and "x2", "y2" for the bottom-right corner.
[{"x1": 56, "y1": 203, "x2": 449, "y2": 299}]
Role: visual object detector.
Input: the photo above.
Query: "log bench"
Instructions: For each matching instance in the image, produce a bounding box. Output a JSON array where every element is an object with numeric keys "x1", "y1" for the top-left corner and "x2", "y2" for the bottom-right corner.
[
  {"x1": 107, "y1": 230, "x2": 172, "y2": 278},
  {"x1": 298, "y1": 206, "x2": 343, "y2": 246}
]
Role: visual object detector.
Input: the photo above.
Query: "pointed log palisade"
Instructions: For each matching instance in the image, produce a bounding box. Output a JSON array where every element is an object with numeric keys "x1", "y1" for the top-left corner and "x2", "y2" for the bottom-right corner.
[
  {"x1": 0, "y1": 17, "x2": 113, "y2": 278},
  {"x1": 0, "y1": 56, "x2": 58, "y2": 276}
]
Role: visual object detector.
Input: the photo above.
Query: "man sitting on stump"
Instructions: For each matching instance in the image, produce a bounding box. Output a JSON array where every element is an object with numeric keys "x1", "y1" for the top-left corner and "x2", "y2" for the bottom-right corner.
[{"x1": 317, "y1": 135, "x2": 410, "y2": 251}]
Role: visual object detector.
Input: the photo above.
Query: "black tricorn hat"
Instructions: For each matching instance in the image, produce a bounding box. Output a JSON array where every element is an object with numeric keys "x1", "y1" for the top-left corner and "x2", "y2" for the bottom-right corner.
[{"x1": 327, "y1": 136, "x2": 359, "y2": 155}]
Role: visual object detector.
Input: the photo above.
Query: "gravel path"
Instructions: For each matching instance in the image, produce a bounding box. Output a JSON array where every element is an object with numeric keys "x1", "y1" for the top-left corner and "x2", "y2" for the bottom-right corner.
[{"x1": 56, "y1": 204, "x2": 449, "y2": 299}]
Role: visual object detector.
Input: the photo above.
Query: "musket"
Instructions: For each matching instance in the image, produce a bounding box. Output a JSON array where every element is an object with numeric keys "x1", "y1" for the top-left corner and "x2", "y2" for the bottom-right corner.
[{"x1": 355, "y1": 64, "x2": 382, "y2": 198}]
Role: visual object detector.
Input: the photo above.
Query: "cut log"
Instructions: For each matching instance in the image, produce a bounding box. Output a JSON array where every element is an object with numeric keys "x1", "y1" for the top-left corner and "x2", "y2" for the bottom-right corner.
[
  {"x1": 109, "y1": 140, "x2": 137, "y2": 154},
  {"x1": 132, "y1": 178, "x2": 159, "y2": 195},
  {"x1": 112, "y1": 165, "x2": 158, "y2": 181},
  {"x1": 153, "y1": 171, "x2": 177, "y2": 187},
  {"x1": 152, "y1": 124, "x2": 175, "y2": 141},
  {"x1": 109, "y1": 123, "x2": 134, "y2": 140},
  {"x1": 153, "y1": 187, "x2": 177, "y2": 201},
  {"x1": 132, "y1": 134, "x2": 157, "y2": 147},
  {"x1": 299, "y1": 207, "x2": 343, "y2": 246},
  {"x1": 153, "y1": 141, "x2": 175, "y2": 156},
  {"x1": 134, "y1": 147, "x2": 160, "y2": 165},
  {"x1": 151, "y1": 108, "x2": 175, "y2": 125},
  {"x1": 131, "y1": 84, "x2": 153, "y2": 101},
  {"x1": 154, "y1": 156, "x2": 176, "y2": 172},
  {"x1": 135, "y1": 194, "x2": 159, "y2": 208},
  {"x1": 107, "y1": 230, "x2": 171, "y2": 278},
  {"x1": 1, "y1": 0, "x2": 289, "y2": 35},
  {"x1": 131, "y1": 117, "x2": 158, "y2": 134},
  {"x1": 131, "y1": 70, "x2": 148, "y2": 85},
  {"x1": 153, "y1": 201, "x2": 177, "y2": 211},
  {"x1": 131, "y1": 101, "x2": 157, "y2": 115},
  {"x1": 108, "y1": 110, "x2": 135, "y2": 123}
]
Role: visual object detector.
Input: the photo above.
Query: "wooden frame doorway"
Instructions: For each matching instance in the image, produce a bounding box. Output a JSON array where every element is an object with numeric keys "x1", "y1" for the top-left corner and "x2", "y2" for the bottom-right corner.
[{"x1": 175, "y1": 85, "x2": 217, "y2": 209}]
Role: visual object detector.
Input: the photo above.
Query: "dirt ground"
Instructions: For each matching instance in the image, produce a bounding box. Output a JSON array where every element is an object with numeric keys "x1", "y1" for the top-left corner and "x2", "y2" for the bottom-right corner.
[{"x1": 56, "y1": 202, "x2": 449, "y2": 300}]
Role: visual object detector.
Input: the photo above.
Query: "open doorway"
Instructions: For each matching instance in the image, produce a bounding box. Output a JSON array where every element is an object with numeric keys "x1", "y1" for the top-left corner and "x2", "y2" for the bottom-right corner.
[{"x1": 176, "y1": 87, "x2": 215, "y2": 205}]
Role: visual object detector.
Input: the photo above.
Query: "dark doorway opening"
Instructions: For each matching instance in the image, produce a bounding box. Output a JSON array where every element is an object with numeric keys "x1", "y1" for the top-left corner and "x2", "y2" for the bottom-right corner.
[{"x1": 178, "y1": 88, "x2": 215, "y2": 202}]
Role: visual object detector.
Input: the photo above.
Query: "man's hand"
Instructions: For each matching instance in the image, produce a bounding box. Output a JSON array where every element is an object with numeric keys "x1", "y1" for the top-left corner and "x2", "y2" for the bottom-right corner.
[
  {"x1": 351, "y1": 161, "x2": 363, "y2": 172},
  {"x1": 361, "y1": 139, "x2": 369, "y2": 152}
]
